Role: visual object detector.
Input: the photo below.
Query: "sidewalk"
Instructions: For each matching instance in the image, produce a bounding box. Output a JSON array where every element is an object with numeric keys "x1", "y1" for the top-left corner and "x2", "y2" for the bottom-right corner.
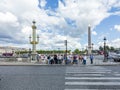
[
  {"x1": 85, "y1": 58, "x2": 120, "y2": 66},
  {"x1": 0, "y1": 59, "x2": 120, "y2": 66},
  {"x1": 0, "y1": 62, "x2": 47, "y2": 66}
]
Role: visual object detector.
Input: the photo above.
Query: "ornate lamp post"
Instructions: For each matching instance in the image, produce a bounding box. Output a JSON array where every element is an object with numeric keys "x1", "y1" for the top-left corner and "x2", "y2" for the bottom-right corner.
[
  {"x1": 103, "y1": 37, "x2": 106, "y2": 62},
  {"x1": 29, "y1": 21, "x2": 39, "y2": 62}
]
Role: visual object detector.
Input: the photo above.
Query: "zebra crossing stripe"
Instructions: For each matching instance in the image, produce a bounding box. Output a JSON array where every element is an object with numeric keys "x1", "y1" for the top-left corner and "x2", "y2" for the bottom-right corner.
[
  {"x1": 64, "y1": 89, "x2": 99, "y2": 90},
  {"x1": 65, "y1": 77, "x2": 120, "y2": 80},
  {"x1": 66, "y1": 72, "x2": 111, "y2": 74},
  {"x1": 65, "y1": 82, "x2": 120, "y2": 85},
  {"x1": 67, "y1": 74, "x2": 104, "y2": 76},
  {"x1": 64, "y1": 89, "x2": 116, "y2": 90},
  {"x1": 114, "y1": 74, "x2": 120, "y2": 76}
]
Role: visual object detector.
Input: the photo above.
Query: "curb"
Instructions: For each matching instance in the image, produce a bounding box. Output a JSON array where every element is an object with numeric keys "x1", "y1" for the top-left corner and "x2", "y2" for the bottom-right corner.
[
  {"x1": 0, "y1": 61, "x2": 120, "y2": 66},
  {"x1": 0, "y1": 63, "x2": 67, "y2": 66},
  {"x1": 94, "y1": 64, "x2": 120, "y2": 66}
]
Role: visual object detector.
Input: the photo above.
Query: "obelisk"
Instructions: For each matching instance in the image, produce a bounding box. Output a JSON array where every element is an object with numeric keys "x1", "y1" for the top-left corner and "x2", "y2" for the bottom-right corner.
[{"x1": 88, "y1": 25, "x2": 91, "y2": 55}]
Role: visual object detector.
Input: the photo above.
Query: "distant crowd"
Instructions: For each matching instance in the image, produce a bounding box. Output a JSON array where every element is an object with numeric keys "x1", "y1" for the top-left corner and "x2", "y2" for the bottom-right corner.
[{"x1": 36, "y1": 54, "x2": 94, "y2": 65}]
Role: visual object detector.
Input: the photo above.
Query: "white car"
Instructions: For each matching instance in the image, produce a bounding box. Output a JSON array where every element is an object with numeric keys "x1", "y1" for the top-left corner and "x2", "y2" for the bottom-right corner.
[{"x1": 113, "y1": 54, "x2": 120, "y2": 62}]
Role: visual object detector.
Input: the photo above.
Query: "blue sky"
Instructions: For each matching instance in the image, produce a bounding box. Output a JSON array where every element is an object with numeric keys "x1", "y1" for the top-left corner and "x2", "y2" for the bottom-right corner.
[
  {"x1": 0, "y1": 0, "x2": 120, "y2": 50},
  {"x1": 90, "y1": 15, "x2": 120, "y2": 45}
]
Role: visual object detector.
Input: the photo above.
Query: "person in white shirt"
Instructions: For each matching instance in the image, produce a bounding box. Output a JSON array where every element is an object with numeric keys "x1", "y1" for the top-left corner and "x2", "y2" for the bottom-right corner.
[{"x1": 83, "y1": 55, "x2": 87, "y2": 65}]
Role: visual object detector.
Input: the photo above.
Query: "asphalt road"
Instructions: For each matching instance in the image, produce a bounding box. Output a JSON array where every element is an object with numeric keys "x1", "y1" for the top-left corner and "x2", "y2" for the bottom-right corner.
[
  {"x1": 0, "y1": 65, "x2": 120, "y2": 90},
  {"x1": 0, "y1": 65, "x2": 66, "y2": 90}
]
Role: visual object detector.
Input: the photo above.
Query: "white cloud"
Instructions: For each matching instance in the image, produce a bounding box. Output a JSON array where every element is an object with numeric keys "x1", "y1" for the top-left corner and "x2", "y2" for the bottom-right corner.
[
  {"x1": 92, "y1": 31, "x2": 97, "y2": 35},
  {"x1": 114, "y1": 24, "x2": 120, "y2": 32},
  {"x1": 0, "y1": 0, "x2": 120, "y2": 50},
  {"x1": 0, "y1": 12, "x2": 19, "y2": 26},
  {"x1": 0, "y1": 12, "x2": 17, "y2": 23},
  {"x1": 107, "y1": 38, "x2": 120, "y2": 48},
  {"x1": 94, "y1": 38, "x2": 120, "y2": 50},
  {"x1": 38, "y1": 0, "x2": 47, "y2": 8}
]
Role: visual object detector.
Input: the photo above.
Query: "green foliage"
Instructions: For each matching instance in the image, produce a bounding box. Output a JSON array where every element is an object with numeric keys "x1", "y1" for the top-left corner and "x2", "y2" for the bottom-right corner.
[
  {"x1": 74, "y1": 49, "x2": 80, "y2": 54},
  {"x1": 99, "y1": 46, "x2": 103, "y2": 51},
  {"x1": 36, "y1": 50, "x2": 71, "y2": 54},
  {"x1": 73, "y1": 48, "x2": 86, "y2": 54},
  {"x1": 99, "y1": 46, "x2": 115, "y2": 52},
  {"x1": 15, "y1": 46, "x2": 116, "y2": 55},
  {"x1": 15, "y1": 50, "x2": 28, "y2": 54},
  {"x1": 110, "y1": 46, "x2": 115, "y2": 51}
]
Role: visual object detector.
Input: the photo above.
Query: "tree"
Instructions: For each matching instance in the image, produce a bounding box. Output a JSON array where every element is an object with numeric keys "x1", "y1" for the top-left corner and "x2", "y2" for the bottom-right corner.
[
  {"x1": 105, "y1": 46, "x2": 109, "y2": 51},
  {"x1": 99, "y1": 46, "x2": 103, "y2": 51},
  {"x1": 110, "y1": 46, "x2": 115, "y2": 51},
  {"x1": 74, "y1": 49, "x2": 80, "y2": 54}
]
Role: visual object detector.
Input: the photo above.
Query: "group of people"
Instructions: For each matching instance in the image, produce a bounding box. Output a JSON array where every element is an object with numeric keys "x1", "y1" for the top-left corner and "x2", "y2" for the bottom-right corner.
[
  {"x1": 72, "y1": 54, "x2": 94, "y2": 65},
  {"x1": 37, "y1": 54, "x2": 94, "y2": 65}
]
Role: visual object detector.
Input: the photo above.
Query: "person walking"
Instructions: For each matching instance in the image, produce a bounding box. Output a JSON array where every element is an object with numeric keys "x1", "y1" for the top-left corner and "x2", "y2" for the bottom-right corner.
[
  {"x1": 83, "y1": 55, "x2": 87, "y2": 65},
  {"x1": 47, "y1": 55, "x2": 51, "y2": 64},
  {"x1": 79, "y1": 55, "x2": 83, "y2": 64},
  {"x1": 54, "y1": 54, "x2": 58, "y2": 64},
  {"x1": 90, "y1": 54, "x2": 94, "y2": 64},
  {"x1": 73, "y1": 55, "x2": 78, "y2": 64}
]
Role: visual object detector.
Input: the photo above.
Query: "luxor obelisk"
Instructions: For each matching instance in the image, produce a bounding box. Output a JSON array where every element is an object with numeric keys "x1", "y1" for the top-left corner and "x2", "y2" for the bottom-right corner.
[{"x1": 88, "y1": 25, "x2": 91, "y2": 55}]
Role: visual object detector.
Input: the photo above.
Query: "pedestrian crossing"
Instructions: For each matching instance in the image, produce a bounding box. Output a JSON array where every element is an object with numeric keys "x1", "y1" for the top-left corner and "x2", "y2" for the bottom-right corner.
[{"x1": 64, "y1": 66, "x2": 120, "y2": 90}]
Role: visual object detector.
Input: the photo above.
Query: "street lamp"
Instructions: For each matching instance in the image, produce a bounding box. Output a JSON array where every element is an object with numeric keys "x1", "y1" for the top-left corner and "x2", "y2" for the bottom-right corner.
[
  {"x1": 65, "y1": 40, "x2": 67, "y2": 64},
  {"x1": 91, "y1": 43, "x2": 94, "y2": 54},
  {"x1": 103, "y1": 37, "x2": 107, "y2": 62},
  {"x1": 58, "y1": 48, "x2": 60, "y2": 54},
  {"x1": 86, "y1": 46, "x2": 88, "y2": 55},
  {"x1": 29, "y1": 20, "x2": 39, "y2": 62}
]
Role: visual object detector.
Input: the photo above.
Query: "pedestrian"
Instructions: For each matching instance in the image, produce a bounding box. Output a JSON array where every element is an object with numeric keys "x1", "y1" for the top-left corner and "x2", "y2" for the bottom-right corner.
[
  {"x1": 72, "y1": 55, "x2": 78, "y2": 64},
  {"x1": 47, "y1": 55, "x2": 51, "y2": 64},
  {"x1": 83, "y1": 55, "x2": 87, "y2": 65},
  {"x1": 37, "y1": 54, "x2": 40, "y2": 62},
  {"x1": 54, "y1": 54, "x2": 58, "y2": 64},
  {"x1": 90, "y1": 54, "x2": 94, "y2": 64},
  {"x1": 79, "y1": 55, "x2": 83, "y2": 64},
  {"x1": 50, "y1": 55, "x2": 54, "y2": 64}
]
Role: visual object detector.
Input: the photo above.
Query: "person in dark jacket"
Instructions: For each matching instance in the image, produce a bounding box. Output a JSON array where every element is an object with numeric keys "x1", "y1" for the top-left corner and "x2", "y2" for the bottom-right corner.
[
  {"x1": 54, "y1": 55, "x2": 58, "y2": 64},
  {"x1": 73, "y1": 55, "x2": 78, "y2": 64}
]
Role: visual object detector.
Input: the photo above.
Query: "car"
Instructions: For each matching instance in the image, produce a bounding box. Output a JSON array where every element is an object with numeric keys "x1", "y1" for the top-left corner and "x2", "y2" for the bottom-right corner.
[
  {"x1": 107, "y1": 52, "x2": 116, "y2": 59},
  {"x1": 113, "y1": 54, "x2": 120, "y2": 62}
]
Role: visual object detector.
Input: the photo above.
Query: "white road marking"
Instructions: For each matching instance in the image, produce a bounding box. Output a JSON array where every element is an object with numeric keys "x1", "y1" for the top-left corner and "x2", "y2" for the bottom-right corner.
[
  {"x1": 64, "y1": 89, "x2": 103, "y2": 90},
  {"x1": 66, "y1": 72, "x2": 111, "y2": 74},
  {"x1": 64, "y1": 89, "x2": 98, "y2": 90},
  {"x1": 114, "y1": 74, "x2": 120, "y2": 76},
  {"x1": 65, "y1": 82, "x2": 120, "y2": 85},
  {"x1": 71, "y1": 74, "x2": 104, "y2": 76},
  {"x1": 65, "y1": 77, "x2": 120, "y2": 80}
]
